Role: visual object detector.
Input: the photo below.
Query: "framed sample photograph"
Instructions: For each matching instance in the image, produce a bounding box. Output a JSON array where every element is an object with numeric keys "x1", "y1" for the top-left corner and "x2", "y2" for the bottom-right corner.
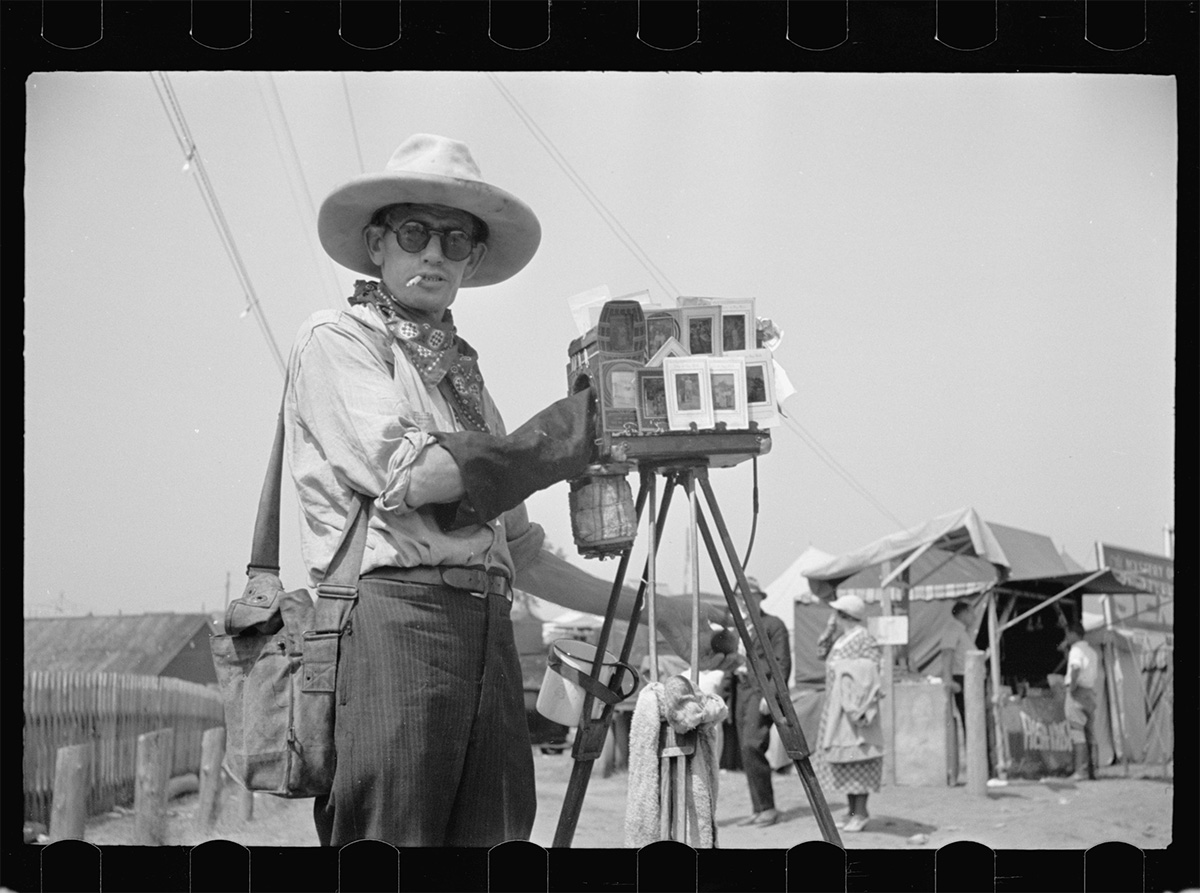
[
  {"x1": 719, "y1": 299, "x2": 755, "y2": 353},
  {"x1": 663, "y1": 357, "x2": 714, "y2": 431},
  {"x1": 707, "y1": 356, "x2": 748, "y2": 430},
  {"x1": 646, "y1": 335, "x2": 689, "y2": 368},
  {"x1": 645, "y1": 309, "x2": 683, "y2": 357},
  {"x1": 636, "y1": 368, "x2": 669, "y2": 433},
  {"x1": 680, "y1": 305, "x2": 720, "y2": 357},
  {"x1": 739, "y1": 349, "x2": 779, "y2": 428},
  {"x1": 597, "y1": 358, "x2": 642, "y2": 434}
]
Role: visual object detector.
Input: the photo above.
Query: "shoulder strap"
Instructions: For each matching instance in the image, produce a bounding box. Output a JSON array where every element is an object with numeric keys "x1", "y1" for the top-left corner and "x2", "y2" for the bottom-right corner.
[{"x1": 247, "y1": 386, "x2": 370, "y2": 633}]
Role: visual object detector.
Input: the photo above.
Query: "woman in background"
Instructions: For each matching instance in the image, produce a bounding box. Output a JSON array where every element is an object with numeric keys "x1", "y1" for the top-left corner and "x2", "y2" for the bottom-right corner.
[{"x1": 814, "y1": 594, "x2": 884, "y2": 833}]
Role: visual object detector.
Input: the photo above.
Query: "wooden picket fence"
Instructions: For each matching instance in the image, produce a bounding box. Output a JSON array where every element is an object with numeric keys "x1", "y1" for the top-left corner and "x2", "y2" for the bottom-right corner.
[{"x1": 24, "y1": 672, "x2": 224, "y2": 826}]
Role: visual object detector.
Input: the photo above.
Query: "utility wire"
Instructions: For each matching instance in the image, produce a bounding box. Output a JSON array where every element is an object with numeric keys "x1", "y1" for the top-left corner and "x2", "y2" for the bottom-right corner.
[
  {"x1": 259, "y1": 73, "x2": 345, "y2": 308},
  {"x1": 487, "y1": 74, "x2": 681, "y2": 300},
  {"x1": 488, "y1": 74, "x2": 907, "y2": 532},
  {"x1": 780, "y1": 411, "x2": 907, "y2": 529},
  {"x1": 341, "y1": 73, "x2": 367, "y2": 174},
  {"x1": 150, "y1": 71, "x2": 287, "y2": 375}
]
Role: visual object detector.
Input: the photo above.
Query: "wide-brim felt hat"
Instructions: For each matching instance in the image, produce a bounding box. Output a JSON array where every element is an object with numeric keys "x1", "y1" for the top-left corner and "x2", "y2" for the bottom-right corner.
[{"x1": 318, "y1": 133, "x2": 541, "y2": 288}]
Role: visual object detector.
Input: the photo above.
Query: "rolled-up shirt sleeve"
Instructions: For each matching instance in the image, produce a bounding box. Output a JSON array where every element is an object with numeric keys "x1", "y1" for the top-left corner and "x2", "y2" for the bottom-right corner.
[{"x1": 292, "y1": 316, "x2": 439, "y2": 515}]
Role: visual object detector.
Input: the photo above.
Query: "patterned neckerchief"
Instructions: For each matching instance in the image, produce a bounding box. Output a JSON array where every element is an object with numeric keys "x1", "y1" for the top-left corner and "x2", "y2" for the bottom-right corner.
[{"x1": 348, "y1": 279, "x2": 490, "y2": 433}]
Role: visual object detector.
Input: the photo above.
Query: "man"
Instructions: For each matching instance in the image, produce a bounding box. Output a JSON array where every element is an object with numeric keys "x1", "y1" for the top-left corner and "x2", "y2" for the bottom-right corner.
[
  {"x1": 945, "y1": 601, "x2": 976, "y2": 743},
  {"x1": 1061, "y1": 620, "x2": 1099, "y2": 781},
  {"x1": 733, "y1": 577, "x2": 791, "y2": 827},
  {"x1": 293, "y1": 134, "x2": 732, "y2": 846}
]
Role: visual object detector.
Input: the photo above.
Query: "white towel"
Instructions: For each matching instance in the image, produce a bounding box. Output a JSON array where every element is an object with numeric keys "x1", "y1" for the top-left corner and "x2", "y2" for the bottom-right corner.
[{"x1": 623, "y1": 677, "x2": 727, "y2": 848}]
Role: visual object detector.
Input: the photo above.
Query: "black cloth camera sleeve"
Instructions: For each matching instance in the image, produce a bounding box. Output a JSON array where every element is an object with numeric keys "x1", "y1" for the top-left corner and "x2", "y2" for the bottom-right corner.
[{"x1": 431, "y1": 389, "x2": 596, "y2": 530}]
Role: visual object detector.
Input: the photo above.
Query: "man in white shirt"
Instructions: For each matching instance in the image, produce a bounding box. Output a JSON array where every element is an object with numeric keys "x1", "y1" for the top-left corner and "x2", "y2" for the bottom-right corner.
[{"x1": 1062, "y1": 621, "x2": 1099, "y2": 780}]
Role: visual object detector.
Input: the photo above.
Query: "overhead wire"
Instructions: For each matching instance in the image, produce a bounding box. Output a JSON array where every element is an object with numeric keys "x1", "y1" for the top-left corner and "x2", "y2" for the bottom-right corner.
[
  {"x1": 150, "y1": 71, "x2": 287, "y2": 375},
  {"x1": 487, "y1": 74, "x2": 681, "y2": 300},
  {"x1": 341, "y1": 73, "x2": 367, "y2": 174},
  {"x1": 490, "y1": 74, "x2": 908, "y2": 536},
  {"x1": 259, "y1": 73, "x2": 346, "y2": 308}
]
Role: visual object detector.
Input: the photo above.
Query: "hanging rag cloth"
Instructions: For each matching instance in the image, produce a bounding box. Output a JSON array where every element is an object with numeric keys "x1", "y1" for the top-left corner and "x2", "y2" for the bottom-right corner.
[{"x1": 623, "y1": 676, "x2": 728, "y2": 848}]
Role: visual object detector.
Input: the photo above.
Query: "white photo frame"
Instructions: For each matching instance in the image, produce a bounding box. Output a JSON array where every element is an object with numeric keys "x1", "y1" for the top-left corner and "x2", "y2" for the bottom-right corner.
[
  {"x1": 680, "y1": 305, "x2": 720, "y2": 357},
  {"x1": 737, "y1": 349, "x2": 779, "y2": 428},
  {"x1": 646, "y1": 335, "x2": 689, "y2": 368},
  {"x1": 719, "y1": 299, "x2": 755, "y2": 353},
  {"x1": 663, "y1": 356, "x2": 714, "y2": 431},
  {"x1": 707, "y1": 356, "x2": 748, "y2": 430}
]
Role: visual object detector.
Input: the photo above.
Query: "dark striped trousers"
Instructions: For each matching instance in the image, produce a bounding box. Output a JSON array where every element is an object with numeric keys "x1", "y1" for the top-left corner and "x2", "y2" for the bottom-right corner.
[{"x1": 313, "y1": 578, "x2": 536, "y2": 846}]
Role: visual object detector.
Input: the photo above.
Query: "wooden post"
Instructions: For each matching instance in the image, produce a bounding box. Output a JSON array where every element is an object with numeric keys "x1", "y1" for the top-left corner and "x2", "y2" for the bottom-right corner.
[
  {"x1": 195, "y1": 727, "x2": 226, "y2": 830},
  {"x1": 965, "y1": 650, "x2": 988, "y2": 795},
  {"x1": 134, "y1": 728, "x2": 174, "y2": 845},
  {"x1": 986, "y1": 590, "x2": 1009, "y2": 780},
  {"x1": 941, "y1": 648, "x2": 959, "y2": 786},
  {"x1": 879, "y1": 562, "x2": 896, "y2": 786},
  {"x1": 238, "y1": 786, "x2": 255, "y2": 821},
  {"x1": 49, "y1": 743, "x2": 91, "y2": 841}
]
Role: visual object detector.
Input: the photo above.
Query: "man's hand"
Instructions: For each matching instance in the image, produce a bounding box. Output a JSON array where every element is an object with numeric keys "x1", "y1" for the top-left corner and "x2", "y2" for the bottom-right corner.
[{"x1": 654, "y1": 596, "x2": 741, "y2": 673}]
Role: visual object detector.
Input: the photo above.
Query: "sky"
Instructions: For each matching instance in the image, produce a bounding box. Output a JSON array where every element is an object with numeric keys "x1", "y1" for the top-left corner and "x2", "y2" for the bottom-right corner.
[{"x1": 23, "y1": 71, "x2": 1176, "y2": 619}]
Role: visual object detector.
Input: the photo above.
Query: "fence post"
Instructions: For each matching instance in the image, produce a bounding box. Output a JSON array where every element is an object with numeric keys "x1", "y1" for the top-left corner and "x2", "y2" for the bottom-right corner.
[
  {"x1": 238, "y1": 786, "x2": 255, "y2": 822},
  {"x1": 965, "y1": 650, "x2": 988, "y2": 796},
  {"x1": 49, "y1": 743, "x2": 91, "y2": 841},
  {"x1": 195, "y1": 727, "x2": 226, "y2": 830},
  {"x1": 135, "y1": 727, "x2": 174, "y2": 845}
]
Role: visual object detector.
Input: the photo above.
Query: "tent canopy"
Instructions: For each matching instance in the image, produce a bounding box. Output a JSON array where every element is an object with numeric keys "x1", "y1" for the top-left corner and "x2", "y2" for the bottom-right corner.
[{"x1": 801, "y1": 508, "x2": 1010, "y2": 598}]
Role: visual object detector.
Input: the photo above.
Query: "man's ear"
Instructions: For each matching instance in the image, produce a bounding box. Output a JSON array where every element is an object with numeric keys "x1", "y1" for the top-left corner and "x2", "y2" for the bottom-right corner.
[
  {"x1": 363, "y1": 226, "x2": 385, "y2": 266},
  {"x1": 461, "y1": 242, "x2": 488, "y2": 281}
]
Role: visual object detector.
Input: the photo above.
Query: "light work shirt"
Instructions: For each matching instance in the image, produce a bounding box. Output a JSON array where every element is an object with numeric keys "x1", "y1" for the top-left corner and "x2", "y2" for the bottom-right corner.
[
  {"x1": 285, "y1": 304, "x2": 531, "y2": 587},
  {"x1": 944, "y1": 622, "x2": 975, "y2": 676},
  {"x1": 1067, "y1": 639, "x2": 1099, "y2": 690}
]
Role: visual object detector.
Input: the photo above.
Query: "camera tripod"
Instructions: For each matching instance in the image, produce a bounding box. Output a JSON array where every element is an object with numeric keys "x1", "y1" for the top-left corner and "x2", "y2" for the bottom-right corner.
[{"x1": 551, "y1": 435, "x2": 843, "y2": 848}]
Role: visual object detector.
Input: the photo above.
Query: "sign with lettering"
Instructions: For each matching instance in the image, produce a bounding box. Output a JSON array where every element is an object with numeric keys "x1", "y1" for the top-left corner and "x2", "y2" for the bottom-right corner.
[
  {"x1": 1000, "y1": 692, "x2": 1074, "y2": 778},
  {"x1": 1096, "y1": 543, "x2": 1173, "y2": 633}
]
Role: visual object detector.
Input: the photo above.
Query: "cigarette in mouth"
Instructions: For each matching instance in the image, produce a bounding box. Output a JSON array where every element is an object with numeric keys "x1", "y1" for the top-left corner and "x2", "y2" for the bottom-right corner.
[{"x1": 405, "y1": 275, "x2": 423, "y2": 287}]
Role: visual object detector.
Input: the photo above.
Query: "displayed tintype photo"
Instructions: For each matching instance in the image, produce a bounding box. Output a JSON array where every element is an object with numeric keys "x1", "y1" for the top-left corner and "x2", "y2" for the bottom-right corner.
[
  {"x1": 736, "y1": 348, "x2": 779, "y2": 428},
  {"x1": 645, "y1": 309, "x2": 682, "y2": 357},
  {"x1": 707, "y1": 356, "x2": 748, "y2": 429},
  {"x1": 720, "y1": 299, "x2": 755, "y2": 353},
  {"x1": 663, "y1": 356, "x2": 714, "y2": 430},
  {"x1": 681, "y1": 305, "x2": 720, "y2": 357},
  {"x1": 598, "y1": 358, "x2": 641, "y2": 434},
  {"x1": 636, "y1": 368, "x2": 669, "y2": 433}
]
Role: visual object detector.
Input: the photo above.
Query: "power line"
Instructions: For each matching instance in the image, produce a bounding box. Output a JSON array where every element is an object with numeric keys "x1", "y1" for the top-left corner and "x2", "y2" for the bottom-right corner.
[
  {"x1": 149, "y1": 71, "x2": 287, "y2": 375},
  {"x1": 341, "y1": 73, "x2": 367, "y2": 174},
  {"x1": 258, "y1": 73, "x2": 345, "y2": 308},
  {"x1": 488, "y1": 75, "x2": 906, "y2": 532},
  {"x1": 780, "y1": 410, "x2": 907, "y2": 529},
  {"x1": 487, "y1": 74, "x2": 681, "y2": 301}
]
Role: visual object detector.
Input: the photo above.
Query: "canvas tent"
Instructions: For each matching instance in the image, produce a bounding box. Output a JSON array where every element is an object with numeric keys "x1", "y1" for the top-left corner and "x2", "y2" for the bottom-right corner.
[{"x1": 796, "y1": 508, "x2": 1157, "y2": 778}]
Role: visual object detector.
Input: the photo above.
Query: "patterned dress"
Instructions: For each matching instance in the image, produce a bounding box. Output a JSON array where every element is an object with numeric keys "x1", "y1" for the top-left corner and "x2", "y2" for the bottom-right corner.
[{"x1": 814, "y1": 625, "x2": 884, "y2": 795}]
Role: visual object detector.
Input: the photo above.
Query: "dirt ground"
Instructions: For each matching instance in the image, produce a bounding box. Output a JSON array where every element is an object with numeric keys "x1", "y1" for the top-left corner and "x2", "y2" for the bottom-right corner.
[{"x1": 78, "y1": 750, "x2": 1174, "y2": 852}]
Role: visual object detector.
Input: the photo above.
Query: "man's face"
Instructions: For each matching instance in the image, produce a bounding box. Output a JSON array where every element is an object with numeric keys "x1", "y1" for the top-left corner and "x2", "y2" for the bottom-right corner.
[{"x1": 364, "y1": 203, "x2": 488, "y2": 321}]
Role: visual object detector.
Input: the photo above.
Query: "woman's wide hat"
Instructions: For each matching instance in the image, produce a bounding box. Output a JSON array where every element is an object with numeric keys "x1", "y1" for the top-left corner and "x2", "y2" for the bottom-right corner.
[
  {"x1": 828, "y1": 593, "x2": 866, "y2": 621},
  {"x1": 318, "y1": 134, "x2": 542, "y2": 288}
]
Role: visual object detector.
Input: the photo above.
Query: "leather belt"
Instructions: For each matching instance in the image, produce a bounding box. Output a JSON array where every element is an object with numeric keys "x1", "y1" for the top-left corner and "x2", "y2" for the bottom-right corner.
[{"x1": 361, "y1": 565, "x2": 513, "y2": 602}]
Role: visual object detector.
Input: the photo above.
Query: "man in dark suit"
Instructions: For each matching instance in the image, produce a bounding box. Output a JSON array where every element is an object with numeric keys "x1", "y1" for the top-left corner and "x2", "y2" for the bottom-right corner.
[{"x1": 734, "y1": 577, "x2": 792, "y2": 827}]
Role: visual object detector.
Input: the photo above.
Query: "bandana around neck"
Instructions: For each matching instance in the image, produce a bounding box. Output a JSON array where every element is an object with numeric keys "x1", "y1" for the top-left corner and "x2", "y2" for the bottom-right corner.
[{"x1": 348, "y1": 279, "x2": 490, "y2": 433}]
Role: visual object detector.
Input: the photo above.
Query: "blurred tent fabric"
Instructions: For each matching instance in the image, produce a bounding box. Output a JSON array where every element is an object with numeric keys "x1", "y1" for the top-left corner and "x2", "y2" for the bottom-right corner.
[{"x1": 786, "y1": 508, "x2": 1169, "y2": 772}]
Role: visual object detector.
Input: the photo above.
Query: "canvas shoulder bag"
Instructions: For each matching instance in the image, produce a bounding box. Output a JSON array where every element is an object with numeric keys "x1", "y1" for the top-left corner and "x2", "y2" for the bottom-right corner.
[{"x1": 210, "y1": 396, "x2": 370, "y2": 798}]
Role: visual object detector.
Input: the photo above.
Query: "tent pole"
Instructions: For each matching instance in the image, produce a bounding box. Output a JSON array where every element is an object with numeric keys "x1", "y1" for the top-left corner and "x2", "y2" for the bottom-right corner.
[
  {"x1": 986, "y1": 588, "x2": 1008, "y2": 780},
  {"x1": 880, "y1": 561, "x2": 896, "y2": 786},
  {"x1": 1101, "y1": 594, "x2": 1130, "y2": 776}
]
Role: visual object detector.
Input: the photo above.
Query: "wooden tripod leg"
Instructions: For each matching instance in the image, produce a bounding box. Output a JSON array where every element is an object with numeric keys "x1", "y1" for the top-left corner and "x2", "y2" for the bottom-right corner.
[{"x1": 694, "y1": 470, "x2": 845, "y2": 847}]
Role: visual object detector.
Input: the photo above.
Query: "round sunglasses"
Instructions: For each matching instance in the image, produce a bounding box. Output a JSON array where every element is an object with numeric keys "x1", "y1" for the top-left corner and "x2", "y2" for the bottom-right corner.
[{"x1": 384, "y1": 220, "x2": 478, "y2": 262}]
